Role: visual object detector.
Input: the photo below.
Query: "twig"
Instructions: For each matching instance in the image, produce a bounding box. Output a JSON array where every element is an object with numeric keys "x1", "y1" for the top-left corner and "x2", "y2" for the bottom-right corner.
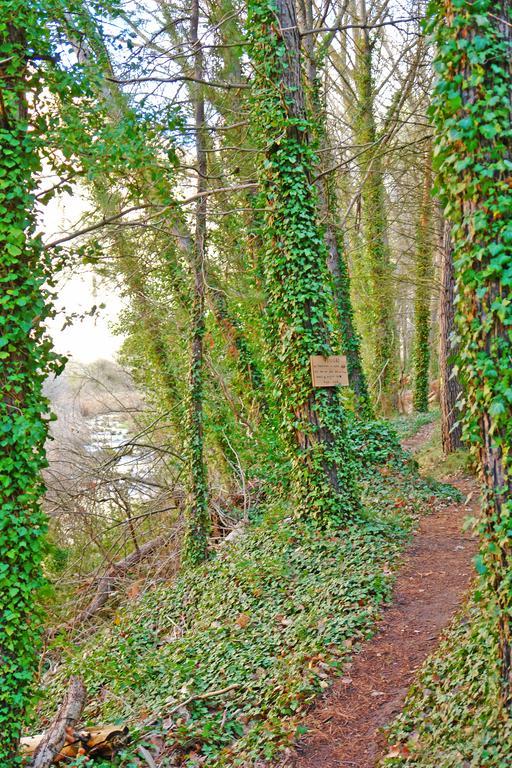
[
  {"x1": 137, "y1": 745, "x2": 158, "y2": 768},
  {"x1": 164, "y1": 683, "x2": 241, "y2": 718}
]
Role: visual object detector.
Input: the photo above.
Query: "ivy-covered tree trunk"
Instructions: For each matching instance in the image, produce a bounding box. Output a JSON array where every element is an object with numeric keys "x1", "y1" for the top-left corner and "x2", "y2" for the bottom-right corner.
[
  {"x1": 438, "y1": 220, "x2": 462, "y2": 453},
  {"x1": 248, "y1": 0, "x2": 359, "y2": 523},
  {"x1": 297, "y1": 0, "x2": 372, "y2": 418},
  {"x1": 412, "y1": 143, "x2": 434, "y2": 412},
  {"x1": 430, "y1": 0, "x2": 512, "y2": 706},
  {"x1": 321, "y1": 175, "x2": 373, "y2": 417},
  {"x1": 0, "y1": 16, "x2": 51, "y2": 759},
  {"x1": 184, "y1": 0, "x2": 210, "y2": 562},
  {"x1": 154, "y1": 0, "x2": 266, "y2": 410},
  {"x1": 172, "y1": 222, "x2": 266, "y2": 398},
  {"x1": 351, "y1": 0, "x2": 399, "y2": 414}
]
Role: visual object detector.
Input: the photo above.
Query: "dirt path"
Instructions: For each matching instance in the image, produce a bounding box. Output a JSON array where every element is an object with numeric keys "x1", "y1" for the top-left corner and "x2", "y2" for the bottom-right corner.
[
  {"x1": 277, "y1": 430, "x2": 478, "y2": 768},
  {"x1": 400, "y1": 420, "x2": 437, "y2": 453}
]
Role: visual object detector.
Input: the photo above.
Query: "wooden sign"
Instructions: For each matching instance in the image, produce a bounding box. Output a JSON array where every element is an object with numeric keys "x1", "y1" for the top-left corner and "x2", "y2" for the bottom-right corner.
[{"x1": 310, "y1": 355, "x2": 349, "y2": 388}]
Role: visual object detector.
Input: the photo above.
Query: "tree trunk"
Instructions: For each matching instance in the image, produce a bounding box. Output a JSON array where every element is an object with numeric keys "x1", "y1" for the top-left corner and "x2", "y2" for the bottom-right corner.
[
  {"x1": 0, "y1": 20, "x2": 51, "y2": 760},
  {"x1": 184, "y1": 0, "x2": 210, "y2": 562},
  {"x1": 438, "y1": 220, "x2": 462, "y2": 453},
  {"x1": 351, "y1": 0, "x2": 399, "y2": 413},
  {"x1": 412, "y1": 142, "x2": 434, "y2": 412},
  {"x1": 172, "y1": 218, "x2": 265, "y2": 398},
  {"x1": 432, "y1": 0, "x2": 512, "y2": 707},
  {"x1": 319, "y1": 160, "x2": 373, "y2": 416},
  {"x1": 297, "y1": 5, "x2": 372, "y2": 417},
  {"x1": 248, "y1": 0, "x2": 359, "y2": 522}
]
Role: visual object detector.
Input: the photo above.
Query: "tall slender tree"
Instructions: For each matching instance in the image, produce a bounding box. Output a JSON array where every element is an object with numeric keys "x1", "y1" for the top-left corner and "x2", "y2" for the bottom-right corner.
[
  {"x1": 297, "y1": 0, "x2": 373, "y2": 417},
  {"x1": 184, "y1": 0, "x2": 210, "y2": 562},
  {"x1": 412, "y1": 142, "x2": 434, "y2": 412},
  {"x1": 438, "y1": 220, "x2": 463, "y2": 453},
  {"x1": 248, "y1": 0, "x2": 359, "y2": 523},
  {"x1": 430, "y1": 0, "x2": 512, "y2": 706},
  {"x1": 351, "y1": 0, "x2": 399, "y2": 413}
]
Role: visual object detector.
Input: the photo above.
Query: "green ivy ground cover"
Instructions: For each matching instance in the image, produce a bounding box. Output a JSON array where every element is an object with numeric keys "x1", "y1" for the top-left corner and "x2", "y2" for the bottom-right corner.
[
  {"x1": 36, "y1": 446, "x2": 459, "y2": 768},
  {"x1": 381, "y1": 596, "x2": 512, "y2": 768},
  {"x1": 389, "y1": 410, "x2": 437, "y2": 441}
]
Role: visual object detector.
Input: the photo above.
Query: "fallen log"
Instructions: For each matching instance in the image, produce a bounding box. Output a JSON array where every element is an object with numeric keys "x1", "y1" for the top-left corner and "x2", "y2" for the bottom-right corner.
[
  {"x1": 73, "y1": 535, "x2": 165, "y2": 625},
  {"x1": 28, "y1": 676, "x2": 86, "y2": 767}
]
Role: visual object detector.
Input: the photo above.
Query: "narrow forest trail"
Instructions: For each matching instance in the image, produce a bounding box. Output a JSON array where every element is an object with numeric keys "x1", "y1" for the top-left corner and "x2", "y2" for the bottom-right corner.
[
  {"x1": 400, "y1": 420, "x2": 437, "y2": 453},
  {"x1": 277, "y1": 424, "x2": 478, "y2": 768}
]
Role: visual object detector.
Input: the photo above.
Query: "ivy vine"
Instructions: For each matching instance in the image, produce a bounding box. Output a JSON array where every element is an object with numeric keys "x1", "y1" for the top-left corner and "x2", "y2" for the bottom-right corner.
[
  {"x1": 0, "y1": 5, "x2": 58, "y2": 759},
  {"x1": 247, "y1": 0, "x2": 359, "y2": 524},
  {"x1": 428, "y1": 0, "x2": 512, "y2": 702},
  {"x1": 0, "y1": 1, "x2": 122, "y2": 757},
  {"x1": 412, "y1": 143, "x2": 433, "y2": 414}
]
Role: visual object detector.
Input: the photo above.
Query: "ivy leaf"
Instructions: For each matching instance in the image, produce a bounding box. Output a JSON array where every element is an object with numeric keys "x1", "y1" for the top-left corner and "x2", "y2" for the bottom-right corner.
[{"x1": 489, "y1": 400, "x2": 506, "y2": 417}]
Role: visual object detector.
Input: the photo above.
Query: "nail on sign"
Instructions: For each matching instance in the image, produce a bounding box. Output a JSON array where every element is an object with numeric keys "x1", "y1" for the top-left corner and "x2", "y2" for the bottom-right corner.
[{"x1": 310, "y1": 355, "x2": 349, "y2": 387}]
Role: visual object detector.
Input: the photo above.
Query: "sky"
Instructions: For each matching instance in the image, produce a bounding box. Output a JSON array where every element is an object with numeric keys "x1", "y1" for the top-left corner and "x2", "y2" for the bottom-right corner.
[
  {"x1": 43, "y1": 186, "x2": 125, "y2": 364},
  {"x1": 48, "y1": 267, "x2": 124, "y2": 364}
]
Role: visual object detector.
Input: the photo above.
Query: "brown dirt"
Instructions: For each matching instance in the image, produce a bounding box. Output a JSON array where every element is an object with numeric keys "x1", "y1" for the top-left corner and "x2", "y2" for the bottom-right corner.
[
  {"x1": 400, "y1": 421, "x2": 437, "y2": 453},
  {"x1": 276, "y1": 432, "x2": 478, "y2": 768}
]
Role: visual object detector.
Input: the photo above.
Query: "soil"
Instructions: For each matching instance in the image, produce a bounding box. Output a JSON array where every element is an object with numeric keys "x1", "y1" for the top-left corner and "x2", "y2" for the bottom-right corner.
[
  {"x1": 276, "y1": 427, "x2": 478, "y2": 768},
  {"x1": 400, "y1": 421, "x2": 437, "y2": 453}
]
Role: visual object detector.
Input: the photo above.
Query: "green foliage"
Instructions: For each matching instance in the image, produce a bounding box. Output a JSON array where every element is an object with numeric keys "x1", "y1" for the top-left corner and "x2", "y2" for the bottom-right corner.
[
  {"x1": 211, "y1": 288, "x2": 265, "y2": 394},
  {"x1": 247, "y1": 0, "x2": 359, "y2": 524},
  {"x1": 428, "y1": 0, "x2": 512, "y2": 700},
  {"x1": 345, "y1": 416, "x2": 403, "y2": 467},
  {"x1": 0, "y1": 1, "x2": 133, "y2": 757},
  {"x1": 331, "y1": 231, "x2": 374, "y2": 418},
  {"x1": 412, "y1": 147, "x2": 433, "y2": 414},
  {"x1": 389, "y1": 410, "x2": 437, "y2": 441},
  {"x1": 382, "y1": 595, "x2": 512, "y2": 767},
  {"x1": 351, "y1": 32, "x2": 398, "y2": 413},
  {"x1": 0, "y1": 5, "x2": 61, "y2": 759},
  {"x1": 40, "y1": 462, "x2": 443, "y2": 767}
]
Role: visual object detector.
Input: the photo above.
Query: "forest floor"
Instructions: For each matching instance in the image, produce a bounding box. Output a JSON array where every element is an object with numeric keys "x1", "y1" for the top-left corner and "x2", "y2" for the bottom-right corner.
[
  {"x1": 36, "y1": 415, "x2": 475, "y2": 768},
  {"x1": 276, "y1": 422, "x2": 478, "y2": 768}
]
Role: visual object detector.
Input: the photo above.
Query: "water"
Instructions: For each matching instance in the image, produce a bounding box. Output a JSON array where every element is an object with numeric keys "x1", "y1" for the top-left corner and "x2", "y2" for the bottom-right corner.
[{"x1": 85, "y1": 413, "x2": 159, "y2": 500}]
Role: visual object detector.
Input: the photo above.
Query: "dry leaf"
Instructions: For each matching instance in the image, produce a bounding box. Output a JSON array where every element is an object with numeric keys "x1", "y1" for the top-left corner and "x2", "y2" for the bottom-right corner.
[
  {"x1": 386, "y1": 743, "x2": 410, "y2": 758},
  {"x1": 236, "y1": 612, "x2": 251, "y2": 628},
  {"x1": 127, "y1": 580, "x2": 143, "y2": 600}
]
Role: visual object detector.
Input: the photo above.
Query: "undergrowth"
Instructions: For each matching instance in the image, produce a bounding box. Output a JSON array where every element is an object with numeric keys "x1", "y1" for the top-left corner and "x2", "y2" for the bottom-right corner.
[
  {"x1": 412, "y1": 420, "x2": 472, "y2": 481},
  {"x1": 381, "y1": 594, "x2": 512, "y2": 768},
  {"x1": 33, "y1": 420, "x2": 460, "y2": 767},
  {"x1": 389, "y1": 410, "x2": 437, "y2": 441}
]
